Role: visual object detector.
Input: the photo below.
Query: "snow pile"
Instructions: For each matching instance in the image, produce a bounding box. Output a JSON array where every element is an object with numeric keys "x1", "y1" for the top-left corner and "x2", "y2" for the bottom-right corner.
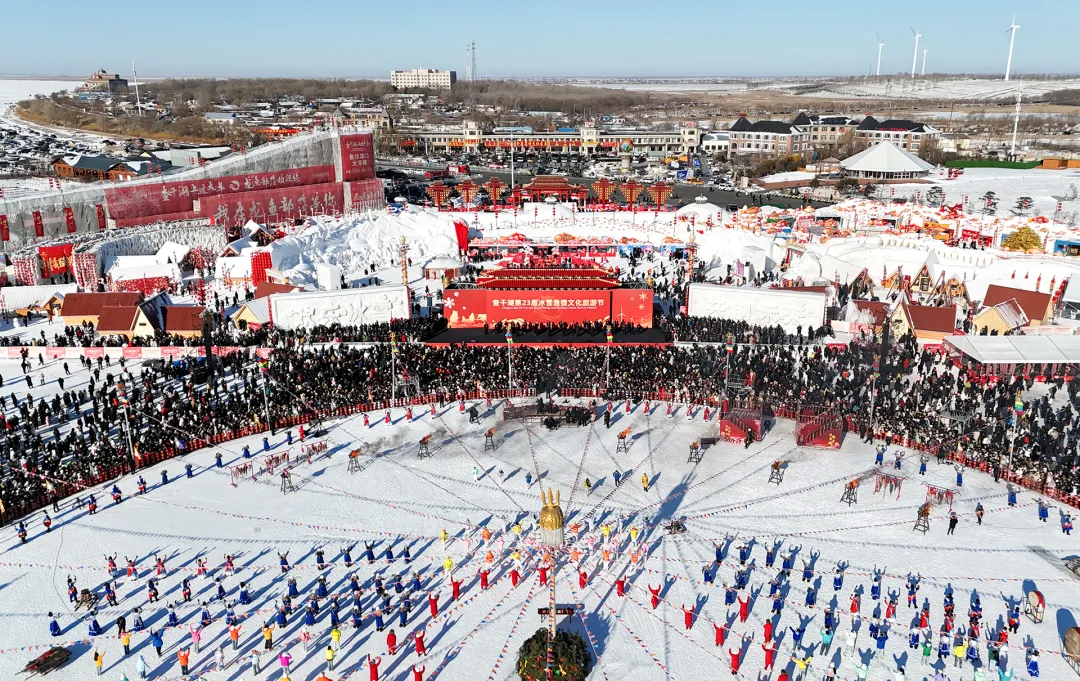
[{"x1": 265, "y1": 208, "x2": 460, "y2": 287}]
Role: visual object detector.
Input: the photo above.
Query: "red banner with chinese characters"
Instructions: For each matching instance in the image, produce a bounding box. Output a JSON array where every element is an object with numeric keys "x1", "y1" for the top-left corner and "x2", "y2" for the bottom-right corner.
[
  {"x1": 96, "y1": 204, "x2": 107, "y2": 230},
  {"x1": 38, "y1": 243, "x2": 73, "y2": 276},
  {"x1": 32, "y1": 211, "x2": 44, "y2": 237},
  {"x1": 64, "y1": 207, "x2": 76, "y2": 233},
  {"x1": 0, "y1": 214, "x2": 8, "y2": 242},
  {"x1": 104, "y1": 165, "x2": 335, "y2": 221},
  {"x1": 339, "y1": 133, "x2": 375, "y2": 182},
  {"x1": 198, "y1": 182, "x2": 344, "y2": 227},
  {"x1": 347, "y1": 179, "x2": 384, "y2": 210},
  {"x1": 443, "y1": 289, "x2": 624, "y2": 328}
]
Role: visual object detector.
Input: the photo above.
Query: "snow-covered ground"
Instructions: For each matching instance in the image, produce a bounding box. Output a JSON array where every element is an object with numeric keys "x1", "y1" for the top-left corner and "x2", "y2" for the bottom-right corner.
[
  {"x1": 0, "y1": 355, "x2": 1077, "y2": 681},
  {"x1": 0, "y1": 79, "x2": 82, "y2": 108},
  {"x1": 578, "y1": 77, "x2": 1080, "y2": 100},
  {"x1": 789, "y1": 78, "x2": 1080, "y2": 101},
  {"x1": 879, "y1": 167, "x2": 1080, "y2": 220}
]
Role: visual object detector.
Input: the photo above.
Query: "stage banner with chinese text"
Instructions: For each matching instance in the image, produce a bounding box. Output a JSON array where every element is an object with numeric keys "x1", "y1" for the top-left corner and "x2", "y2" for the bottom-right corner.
[
  {"x1": 96, "y1": 204, "x2": 107, "y2": 230},
  {"x1": 32, "y1": 211, "x2": 44, "y2": 237},
  {"x1": 0, "y1": 215, "x2": 8, "y2": 242},
  {"x1": 64, "y1": 207, "x2": 76, "y2": 233},
  {"x1": 443, "y1": 289, "x2": 617, "y2": 328}
]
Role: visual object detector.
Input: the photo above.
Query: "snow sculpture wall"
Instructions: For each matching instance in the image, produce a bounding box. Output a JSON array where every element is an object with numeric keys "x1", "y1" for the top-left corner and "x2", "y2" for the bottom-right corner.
[
  {"x1": 268, "y1": 286, "x2": 410, "y2": 329},
  {"x1": 685, "y1": 283, "x2": 827, "y2": 334}
]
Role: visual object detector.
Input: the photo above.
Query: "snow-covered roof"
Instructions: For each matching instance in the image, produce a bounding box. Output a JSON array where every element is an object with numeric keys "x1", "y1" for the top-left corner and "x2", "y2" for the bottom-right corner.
[
  {"x1": 676, "y1": 196, "x2": 723, "y2": 221},
  {"x1": 104, "y1": 255, "x2": 160, "y2": 276},
  {"x1": 109, "y1": 262, "x2": 182, "y2": 283},
  {"x1": 156, "y1": 241, "x2": 190, "y2": 265},
  {"x1": 840, "y1": 141, "x2": 934, "y2": 174},
  {"x1": 216, "y1": 257, "x2": 252, "y2": 279},
  {"x1": 944, "y1": 334, "x2": 1080, "y2": 365},
  {"x1": 425, "y1": 256, "x2": 462, "y2": 270},
  {"x1": 0, "y1": 283, "x2": 78, "y2": 312},
  {"x1": 233, "y1": 298, "x2": 270, "y2": 324},
  {"x1": 1062, "y1": 276, "x2": 1080, "y2": 304}
]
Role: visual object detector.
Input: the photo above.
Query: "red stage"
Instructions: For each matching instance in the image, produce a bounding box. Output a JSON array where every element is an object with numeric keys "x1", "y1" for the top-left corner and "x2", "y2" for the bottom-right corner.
[{"x1": 443, "y1": 266, "x2": 653, "y2": 329}]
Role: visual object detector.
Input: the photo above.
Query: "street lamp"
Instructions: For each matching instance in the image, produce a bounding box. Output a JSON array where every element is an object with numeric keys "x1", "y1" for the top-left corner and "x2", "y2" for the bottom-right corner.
[
  {"x1": 538, "y1": 488, "x2": 566, "y2": 681},
  {"x1": 200, "y1": 307, "x2": 215, "y2": 381}
]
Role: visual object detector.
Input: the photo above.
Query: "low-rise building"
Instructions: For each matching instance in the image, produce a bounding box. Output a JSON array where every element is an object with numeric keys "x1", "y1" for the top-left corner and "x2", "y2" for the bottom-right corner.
[
  {"x1": 59, "y1": 292, "x2": 143, "y2": 326},
  {"x1": 727, "y1": 116, "x2": 811, "y2": 156},
  {"x1": 890, "y1": 302, "x2": 957, "y2": 341},
  {"x1": 792, "y1": 113, "x2": 859, "y2": 147},
  {"x1": 391, "y1": 68, "x2": 457, "y2": 90},
  {"x1": 980, "y1": 284, "x2": 1053, "y2": 327},
  {"x1": 973, "y1": 299, "x2": 1029, "y2": 335},
  {"x1": 161, "y1": 305, "x2": 207, "y2": 339},
  {"x1": 77, "y1": 69, "x2": 128, "y2": 94},
  {"x1": 700, "y1": 132, "x2": 730, "y2": 156},
  {"x1": 96, "y1": 305, "x2": 157, "y2": 340},
  {"x1": 855, "y1": 116, "x2": 940, "y2": 154},
  {"x1": 396, "y1": 121, "x2": 699, "y2": 157}
]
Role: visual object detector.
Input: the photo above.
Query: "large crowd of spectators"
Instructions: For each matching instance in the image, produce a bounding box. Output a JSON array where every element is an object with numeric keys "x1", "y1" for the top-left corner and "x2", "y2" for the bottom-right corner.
[{"x1": 1, "y1": 317, "x2": 1078, "y2": 524}]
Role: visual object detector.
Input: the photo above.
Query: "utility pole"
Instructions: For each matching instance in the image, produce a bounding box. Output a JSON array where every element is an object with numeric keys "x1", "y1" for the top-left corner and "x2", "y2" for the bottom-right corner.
[
  {"x1": 260, "y1": 361, "x2": 274, "y2": 436},
  {"x1": 132, "y1": 61, "x2": 143, "y2": 117}
]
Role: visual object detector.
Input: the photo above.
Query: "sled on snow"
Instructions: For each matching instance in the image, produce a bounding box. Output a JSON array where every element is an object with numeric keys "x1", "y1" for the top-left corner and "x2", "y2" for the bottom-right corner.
[
  {"x1": 18, "y1": 647, "x2": 71, "y2": 676},
  {"x1": 1066, "y1": 557, "x2": 1080, "y2": 579},
  {"x1": 74, "y1": 589, "x2": 98, "y2": 611},
  {"x1": 664, "y1": 520, "x2": 687, "y2": 535}
]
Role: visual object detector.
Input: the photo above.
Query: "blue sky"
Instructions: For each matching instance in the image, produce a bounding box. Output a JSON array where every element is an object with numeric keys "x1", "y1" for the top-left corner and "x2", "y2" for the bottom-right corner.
[{"x1": 3, "y1": 0, "x2": 1077, "y2": 78}]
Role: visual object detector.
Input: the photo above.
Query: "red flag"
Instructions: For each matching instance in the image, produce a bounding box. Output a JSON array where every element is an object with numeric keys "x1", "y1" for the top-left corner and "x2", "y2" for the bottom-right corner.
[
  {"x1": 64, "y1": 207, "x2": 76, "y2": 234},
  {"x1": 0, "y1": 214, "x2": 8, "y2": 242},
  {"x1": 96, "y1": 204, "x2": 106, "y2": 230},
  {"x1": 32, "y1": 211, "x2": 44, "y2": 237}
]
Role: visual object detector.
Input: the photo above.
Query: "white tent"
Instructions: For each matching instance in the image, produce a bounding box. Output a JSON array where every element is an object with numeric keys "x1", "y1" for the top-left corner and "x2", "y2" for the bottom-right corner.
[
  {"x1": 943, "y1": 334, "x2": 1080, "y2": 365},
  {"x1": 840, "y1": 141, "x2": 934, "y2": 180},
  {"x1": 676, "y1": 196, "x2": 724, "y2": 223}
]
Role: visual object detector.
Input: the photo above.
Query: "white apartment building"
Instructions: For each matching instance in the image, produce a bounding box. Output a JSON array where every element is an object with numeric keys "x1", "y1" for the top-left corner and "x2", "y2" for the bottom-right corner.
[{"x1": 390, "y1": 68, "x2": 458, "y2": 91}]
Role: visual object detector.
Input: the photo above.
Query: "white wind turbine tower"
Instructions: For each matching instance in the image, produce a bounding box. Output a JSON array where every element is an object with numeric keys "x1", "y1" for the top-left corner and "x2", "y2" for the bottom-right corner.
[
  {"x1": 921, "y1": 48, "x2": 929, "y2": 76},
  {"x1": 909, "y1": 27, "x2": 922, "y2": 79},
  {"x1": 1005, "y1": 16, "x2": 1020, "y2": 81},
  {"x1": 875, "y1": 33, "x2": 885, "y2": 77}
]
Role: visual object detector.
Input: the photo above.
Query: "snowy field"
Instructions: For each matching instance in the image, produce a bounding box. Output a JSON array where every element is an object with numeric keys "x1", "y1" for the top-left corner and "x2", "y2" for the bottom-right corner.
[
  {"x1": 879, "y1": 167, "x2": 1080, "y2": 219},
  {"x1": 1, "y1": 356, "x2": 1078, "y2": 681},
  {"x1": 0, "y1": 79, "x2": 81, "y2": 107},
  {"x1": 574, "y1": 77, "x2": 1080, "y2": 100},
  {"x1": 794, "y1": 78, "x2": 1080, "y2": 101}
]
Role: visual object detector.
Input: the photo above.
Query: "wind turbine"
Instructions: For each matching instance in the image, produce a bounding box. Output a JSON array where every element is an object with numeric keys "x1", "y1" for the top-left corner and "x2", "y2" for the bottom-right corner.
[
  {"x1": 921, "y1": 48, "x2": 929, "y2": 76},
  {"x1": 875, "y1": 33, "x2": 885, "y2": 77},
  {"x1": 1005, "y1": 16, "x2": 1020, "y2": 81},
  {"x1": 909, "y1": 28, "x2": 922, "y2": 79}
]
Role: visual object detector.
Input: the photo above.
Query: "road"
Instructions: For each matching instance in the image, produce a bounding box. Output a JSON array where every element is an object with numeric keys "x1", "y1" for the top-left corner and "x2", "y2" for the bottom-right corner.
[{"x1": 377, "y1": 161, "x2": 832, "y2": 210}]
